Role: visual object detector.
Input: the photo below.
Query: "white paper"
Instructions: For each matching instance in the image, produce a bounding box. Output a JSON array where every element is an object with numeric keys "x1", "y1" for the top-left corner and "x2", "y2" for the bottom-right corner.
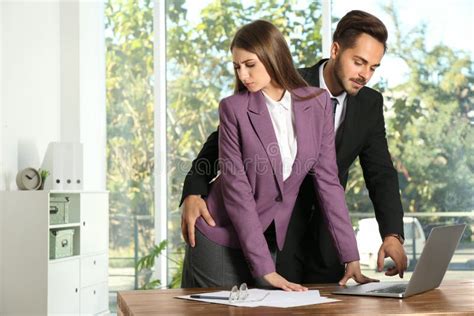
[
  {"x1": 258, "y1": 290, "x2": 339, "y2": 308},
  {"x1": 176, "y1": 289, "x2": 339, "y2": 308}
]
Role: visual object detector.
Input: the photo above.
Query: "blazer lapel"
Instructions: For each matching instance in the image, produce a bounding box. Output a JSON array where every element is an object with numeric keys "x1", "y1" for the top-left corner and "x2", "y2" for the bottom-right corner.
[
  {"x1": 247, "y1": 92, "x2": 284, "y2": 195},
  {"x1": 292, "y1": 94, "x2": 313, "y2": 164}
]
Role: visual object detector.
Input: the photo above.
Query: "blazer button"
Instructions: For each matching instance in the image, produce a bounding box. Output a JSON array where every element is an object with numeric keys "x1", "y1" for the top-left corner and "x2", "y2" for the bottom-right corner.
[{"x1": 275, "y1": 196, "x2": 282, "y2": 202}]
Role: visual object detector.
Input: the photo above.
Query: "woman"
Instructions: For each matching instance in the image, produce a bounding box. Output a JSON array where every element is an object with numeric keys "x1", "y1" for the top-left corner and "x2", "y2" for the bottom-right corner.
[{"x1": 181, "y1": 20, "x2": 375, "y2": 291}]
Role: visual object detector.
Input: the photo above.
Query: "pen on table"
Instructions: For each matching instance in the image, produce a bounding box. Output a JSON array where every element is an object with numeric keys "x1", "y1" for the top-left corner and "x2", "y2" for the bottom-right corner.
[{"x1": 190, "y1": 294, "x2": 228, "y2": 300}]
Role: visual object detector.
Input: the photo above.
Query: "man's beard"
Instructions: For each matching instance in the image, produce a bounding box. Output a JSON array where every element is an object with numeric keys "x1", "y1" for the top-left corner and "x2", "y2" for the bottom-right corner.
[{"x1": 334, "y1": 57, "x2": 366, "y2": 96}]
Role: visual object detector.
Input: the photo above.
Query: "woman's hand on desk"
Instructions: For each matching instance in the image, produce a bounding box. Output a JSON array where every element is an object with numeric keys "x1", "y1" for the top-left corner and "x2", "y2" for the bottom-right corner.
[
  {"x1": 339, "y1": 261, "x2": 379, "y2": 286},
  {"x1": 181, "y1": 195, "x2": 216, "y2": 247},
  {"x1": 263, "y1": 272, "x2": 308, "y2": 291}
]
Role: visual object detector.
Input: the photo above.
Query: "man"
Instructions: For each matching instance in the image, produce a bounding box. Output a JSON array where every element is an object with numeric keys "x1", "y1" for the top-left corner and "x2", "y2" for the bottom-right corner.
[{"x1": 180, "y1": 10, "x2": 407, "y2": 285}]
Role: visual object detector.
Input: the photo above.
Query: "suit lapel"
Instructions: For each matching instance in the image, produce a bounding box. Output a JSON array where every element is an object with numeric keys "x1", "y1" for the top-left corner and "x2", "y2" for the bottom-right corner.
[
  {"x1": 247, "y1": 92, "x2": 284, "y2": 195},
  {"x1": 302, "y1": 59, "x2": 348, "y2": 149},
  {"x1": 302, "y1": 59, "x2": 359, "y2": 154},
  {"x1": 300, "y1": 60, "x2": 325, "y2": 87},
  {"x1": 292, "y1": 93, "x2": 313, "y2": 165}
]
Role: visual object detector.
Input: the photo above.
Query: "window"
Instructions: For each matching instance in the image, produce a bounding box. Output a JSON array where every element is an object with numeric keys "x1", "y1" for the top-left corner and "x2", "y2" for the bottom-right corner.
[
  {"x1": 105, "y1": 1, "x2": 473, "y2": 302},
  {"x1": 333, "y1": 0, "x2": 474, "y2": 277},
  {"x1": 105, "y1": 0, "x2": 324, "y2": 300},
  {"x1": 105, "y1": 0, "x2": 155, "y2": 297},
  {"x1": 165, "y1": 0, "x2": 323, "y2": 285}
]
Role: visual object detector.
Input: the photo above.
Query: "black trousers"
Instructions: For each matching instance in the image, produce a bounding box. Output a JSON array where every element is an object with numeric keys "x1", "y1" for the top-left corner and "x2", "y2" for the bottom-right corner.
[
  {"x1": 275, "y1": 178, "x2": 345, "y2": 284},
  {"x1": 276, "y1": 227, "x2": 345, "y2": 284}
]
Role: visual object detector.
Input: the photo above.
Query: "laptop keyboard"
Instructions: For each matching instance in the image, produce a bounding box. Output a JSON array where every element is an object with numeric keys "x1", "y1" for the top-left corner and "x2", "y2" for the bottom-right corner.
[{"x1": 368, "y1": 284, "x2": 407, "y2": 294}]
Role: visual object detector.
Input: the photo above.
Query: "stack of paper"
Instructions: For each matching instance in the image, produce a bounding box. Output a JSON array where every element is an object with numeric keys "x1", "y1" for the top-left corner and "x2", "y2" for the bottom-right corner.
[{"x1": 176, "y1": 289, "x2": 339, "y2": 308}]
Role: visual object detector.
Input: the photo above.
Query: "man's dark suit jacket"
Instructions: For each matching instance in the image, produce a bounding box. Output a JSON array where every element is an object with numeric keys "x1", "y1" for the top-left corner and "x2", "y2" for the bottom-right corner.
[{"x1": 180, "y1": 59, "x2": 404, "y2": 283}]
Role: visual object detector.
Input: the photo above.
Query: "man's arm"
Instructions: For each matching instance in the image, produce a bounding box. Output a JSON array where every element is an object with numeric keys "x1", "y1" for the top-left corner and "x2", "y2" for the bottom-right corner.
[
  {"x1": 180, "y1": 130, "x2": 219, "y2": 246},
  {"x1": 179, "y1": 130, "x2": 219, "y2": 206},
  {"x1": 310, "y1": 91, "x2": 376, "y2": 286},
  {"x1": 359, "y1": 92, "x2": 407, "y2": 277}
]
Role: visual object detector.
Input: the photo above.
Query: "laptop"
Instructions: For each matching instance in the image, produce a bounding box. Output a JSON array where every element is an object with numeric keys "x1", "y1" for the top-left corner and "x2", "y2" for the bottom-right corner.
[{"x1": 333, "y1": 224, "x2": 466, "y2": 298}]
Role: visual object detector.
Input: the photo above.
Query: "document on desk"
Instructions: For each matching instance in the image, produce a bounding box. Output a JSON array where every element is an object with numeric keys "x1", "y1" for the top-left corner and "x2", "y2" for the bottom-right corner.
[{"x1": 176, "y1": 289, "x2": 339, "y2": 308}]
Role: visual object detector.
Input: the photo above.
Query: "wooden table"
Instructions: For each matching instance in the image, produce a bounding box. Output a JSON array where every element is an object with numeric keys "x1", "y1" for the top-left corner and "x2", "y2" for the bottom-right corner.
[{"x1": 117, "y1": 279, "x2": 474, "y2": 315}]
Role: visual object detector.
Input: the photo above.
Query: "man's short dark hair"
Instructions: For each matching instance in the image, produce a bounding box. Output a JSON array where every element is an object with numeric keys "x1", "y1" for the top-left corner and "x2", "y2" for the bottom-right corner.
[{"x1": 333, "y1": 10, "x2": 388, "y2": 52}]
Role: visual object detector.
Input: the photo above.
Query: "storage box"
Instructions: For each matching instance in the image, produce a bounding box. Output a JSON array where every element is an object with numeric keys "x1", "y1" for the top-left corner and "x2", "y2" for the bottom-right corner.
[
  {"x1": 50, "y1": 196, "x2": 70, "y2": 225},
  {"x1": 49, "y1": 229, "x2": 75, "y2": 259}
]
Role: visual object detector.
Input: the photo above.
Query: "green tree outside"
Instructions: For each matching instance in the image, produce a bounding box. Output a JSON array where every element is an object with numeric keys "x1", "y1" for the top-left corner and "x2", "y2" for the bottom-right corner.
[
  {"x1": 105, "y1": 0, "x2": 473, "y2": 289},
  {"x1": 166, "y1": 0, "x2": 324, "y2": 284},
  {"x1": 105, "y1": 0, "x2": 155, "y2": 277}
]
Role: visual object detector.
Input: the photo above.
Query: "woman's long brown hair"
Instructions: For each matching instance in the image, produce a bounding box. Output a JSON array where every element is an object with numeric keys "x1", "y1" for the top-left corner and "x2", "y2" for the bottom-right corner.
[{"x1": 230, "y1": 20, "x2": 321, "y2": 100}]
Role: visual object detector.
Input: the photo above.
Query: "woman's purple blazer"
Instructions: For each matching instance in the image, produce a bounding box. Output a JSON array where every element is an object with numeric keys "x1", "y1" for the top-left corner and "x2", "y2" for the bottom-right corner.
[{"x1": 196, "y1": 87, "x2": 359, "y2": 278}]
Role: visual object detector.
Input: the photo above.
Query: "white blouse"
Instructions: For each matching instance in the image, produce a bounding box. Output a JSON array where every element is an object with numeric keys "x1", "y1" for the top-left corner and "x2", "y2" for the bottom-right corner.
[{"x1": 262, "y1": 90, "x2": 297, "y2": 181}]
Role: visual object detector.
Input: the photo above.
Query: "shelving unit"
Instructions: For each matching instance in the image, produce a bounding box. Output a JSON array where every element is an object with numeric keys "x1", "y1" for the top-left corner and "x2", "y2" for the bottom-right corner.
[{"x1": 0, "y1": 191, "x2": 109, "y2": 315}]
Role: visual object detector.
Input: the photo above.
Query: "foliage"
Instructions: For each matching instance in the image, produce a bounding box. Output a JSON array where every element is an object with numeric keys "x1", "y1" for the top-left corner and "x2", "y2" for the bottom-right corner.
[
  {"x1": 135, "y1": 240, "x2": 167, "y2": 289},
  {"x1": 166, "y1": 0, "x2": 324, "y2": 268},
  {"x1": 105, "y1": 0, "x2": 155, "y2": 254},
  {"x1": 386, "y1": 3, "x2": 473, "y2": 214},
  {"x1": 136, "y1": 240, "x2": 168, "y2": 271},
  {"x1": 105, "y1": 0, "x2": 473, "y2": 290},
  {"x1": 135, "y1": 239, "x2": 184, "y2": 289},
  {"x1": 38, "y1": 168, "x2": 50, "y2": 190},
  {"x1": 39, "y1": 168, "x2": 50, "y2": 181},
  {"x1": 168, "y1": 254, "x2": 184, "y2": 288},
  {"x1": 105, "y1": 0, "x2": 323, "y2": 288},
  {"x1": 345, "y1": 3, "x2": 474, "y2": 216}
]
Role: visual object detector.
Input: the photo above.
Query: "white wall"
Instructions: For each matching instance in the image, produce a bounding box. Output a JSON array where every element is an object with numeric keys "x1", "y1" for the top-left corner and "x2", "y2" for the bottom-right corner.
[
  {"x1": 0, "y1": 1, "x2": 3, "y2": 180},
  {"x1": 0, "y1": 0, "x2": 106, "y2": 191},
  {"x1": 0, "y1": 1, "x2": 3, "y2": 308},
  {"x1": 1, "y1": 1, "x2": 61, "y2": 191},
  {"x1": 0, "y1": 0, "x2": 105, "y2": 308},
  {"x1": 79, "y1": 1, "x2": 106, "y2": 191}
]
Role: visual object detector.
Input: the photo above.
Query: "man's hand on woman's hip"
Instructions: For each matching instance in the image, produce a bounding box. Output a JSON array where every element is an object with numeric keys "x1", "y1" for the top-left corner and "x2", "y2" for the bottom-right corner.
[{"x1": 181, "y1": 195, "x2": 215, "y2": 247}]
